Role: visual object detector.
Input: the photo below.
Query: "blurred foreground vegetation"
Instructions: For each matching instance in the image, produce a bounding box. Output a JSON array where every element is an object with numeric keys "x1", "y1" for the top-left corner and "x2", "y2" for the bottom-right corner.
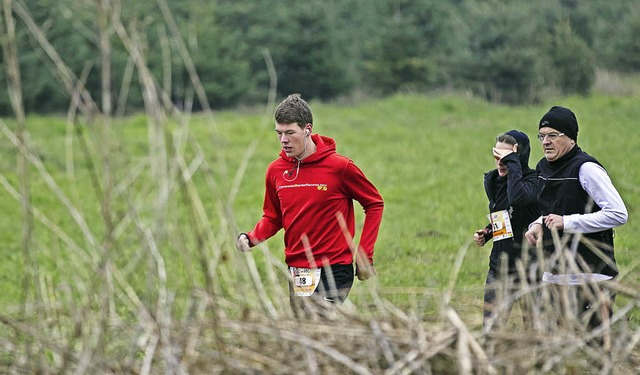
[
  {"x1": 2, "y1": 0, "x2": 640, "y2": 372},
  {"x1": 1, "y1": 91, "x2": 640, "y2": 372}
]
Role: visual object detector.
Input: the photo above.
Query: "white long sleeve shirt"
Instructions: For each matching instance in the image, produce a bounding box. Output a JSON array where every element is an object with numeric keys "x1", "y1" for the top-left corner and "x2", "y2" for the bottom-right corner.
[
  {"x1": 534, "y1": 162, "x2": 628, "y2": 283},
  {"x1": 532, "y1": 162, "x2": 628, "y2": 232}
]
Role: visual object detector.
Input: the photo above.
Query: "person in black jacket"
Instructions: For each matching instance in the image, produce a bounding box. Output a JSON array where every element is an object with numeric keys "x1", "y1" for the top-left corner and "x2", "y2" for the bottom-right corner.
[
  {"x1": 473, "y1": 130, "x2": 539, "y2": 331},
  {"x1": 525, "y1": 106, "x2": 627, "y2": 333}
]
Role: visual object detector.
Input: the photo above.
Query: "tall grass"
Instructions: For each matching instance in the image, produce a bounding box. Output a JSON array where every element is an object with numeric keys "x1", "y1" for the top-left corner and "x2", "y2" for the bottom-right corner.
[
  {"x1": 1, "y1": 92, "x2": 640, "y2": 373},
  {"x1": 1, "y1": 1, "x2": 640, "y2": 372}
]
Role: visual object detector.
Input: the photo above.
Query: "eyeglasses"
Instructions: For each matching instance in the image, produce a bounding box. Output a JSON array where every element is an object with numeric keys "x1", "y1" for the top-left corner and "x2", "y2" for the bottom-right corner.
[{"x1": 537, "y1": 132, "x2": 564, "y2": 142}]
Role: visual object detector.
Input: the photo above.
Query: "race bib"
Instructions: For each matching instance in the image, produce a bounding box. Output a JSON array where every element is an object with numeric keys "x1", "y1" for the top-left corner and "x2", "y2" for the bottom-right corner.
[
  {"x1": 490, "y1": 210, "x2": 514, "y2": 241},
  {"x1": 289, "y1": 267, "x2": 322, "y2": 297}
]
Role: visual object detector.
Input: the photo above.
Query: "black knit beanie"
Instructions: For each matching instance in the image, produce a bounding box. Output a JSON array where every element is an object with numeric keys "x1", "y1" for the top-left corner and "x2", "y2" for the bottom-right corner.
[{"x1": 539, "y1": 106, "x2": 578, "y2": 141}]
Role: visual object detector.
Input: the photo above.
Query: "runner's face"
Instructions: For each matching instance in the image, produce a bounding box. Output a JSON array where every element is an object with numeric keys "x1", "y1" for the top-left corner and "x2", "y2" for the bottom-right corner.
[
  {"x1": 494, "y1": 141, "x2": 513, "y2": 177},
  {"x1": 276, "y1": 122, "x2": 307, "y2": 159},
  {"x1": 539, "y1": 126, "x2": 574, "y2": 162}
]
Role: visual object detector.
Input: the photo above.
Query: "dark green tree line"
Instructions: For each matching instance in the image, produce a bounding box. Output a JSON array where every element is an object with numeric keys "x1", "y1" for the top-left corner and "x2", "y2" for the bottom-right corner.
[{"x1": 1, "y1": 0, "x2": 639, "y2": 115}]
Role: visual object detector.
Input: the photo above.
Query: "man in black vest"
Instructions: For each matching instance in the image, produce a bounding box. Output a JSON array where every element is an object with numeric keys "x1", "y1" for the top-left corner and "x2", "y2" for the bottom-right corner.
[{"x1": 525, "y1": 106, "x2": 628, "y2": 332}]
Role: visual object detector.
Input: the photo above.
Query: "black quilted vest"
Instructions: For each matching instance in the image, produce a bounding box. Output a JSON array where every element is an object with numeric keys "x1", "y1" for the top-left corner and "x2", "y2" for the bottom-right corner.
[{"x1": 537, "y1": 146, "x2": 617, "y2": 276}]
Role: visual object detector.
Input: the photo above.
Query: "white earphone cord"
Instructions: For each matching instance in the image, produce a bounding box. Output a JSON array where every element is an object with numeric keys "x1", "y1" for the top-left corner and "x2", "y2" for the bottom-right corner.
[{"x1": 282, "y1": 130, "x2": 308, "y2": 182}]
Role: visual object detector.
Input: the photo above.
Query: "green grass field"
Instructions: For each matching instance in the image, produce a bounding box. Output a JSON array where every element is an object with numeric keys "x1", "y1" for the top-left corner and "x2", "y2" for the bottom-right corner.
[
  {"x1": 1, "y1": 92, "x2": 640, "y2": 372},
  {"x1": 1, "y1": 92, "x2": 638, "y2": 325}
]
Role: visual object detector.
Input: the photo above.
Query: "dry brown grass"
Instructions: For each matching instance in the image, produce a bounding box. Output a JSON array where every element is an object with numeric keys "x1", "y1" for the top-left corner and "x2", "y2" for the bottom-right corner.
[
  {"x1": 1, "y1": 2, "x2": 639, "y2": 374},
  {"x1": 1, "y1": 264, "x2": 639, "y2": 374},
  {"x1": 593, "y1": 70, "x2": 640, "y2": 97}
]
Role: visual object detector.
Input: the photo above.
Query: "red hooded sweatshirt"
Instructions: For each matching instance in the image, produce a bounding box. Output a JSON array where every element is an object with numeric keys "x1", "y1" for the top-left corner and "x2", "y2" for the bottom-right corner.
[{"x1": 247, "y1": 134, "x2": 384, "y2": 268}]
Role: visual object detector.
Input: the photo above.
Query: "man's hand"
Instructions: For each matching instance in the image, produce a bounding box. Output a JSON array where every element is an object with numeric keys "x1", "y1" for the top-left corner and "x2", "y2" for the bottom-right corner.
[
  {"x1": 355, "y1": 263, "x2": 376, "y2": 281},
  {"x1": 524, "y1": 223, "x2": 543, "y2": 246},
  {"x1": 543, "y1": 214, "x2": 564, "y2": 231},
  {"x1": 236, "y1": 233, "x2": 251, "y2": 252},
  {"x1": 473, "y1": 228, "x2": 490, "y2": 247}
]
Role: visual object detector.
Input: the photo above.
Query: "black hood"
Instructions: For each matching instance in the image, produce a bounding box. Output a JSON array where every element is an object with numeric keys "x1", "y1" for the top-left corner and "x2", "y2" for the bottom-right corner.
[{"x1": 506, "y1": 129, "x2": 531, "y2": 169}]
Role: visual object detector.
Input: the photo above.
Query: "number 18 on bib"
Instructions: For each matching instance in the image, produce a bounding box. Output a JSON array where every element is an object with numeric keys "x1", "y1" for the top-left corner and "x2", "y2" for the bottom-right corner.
[{"x1": 289, "y1": 267, "x2": 321, "y2": 297}]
